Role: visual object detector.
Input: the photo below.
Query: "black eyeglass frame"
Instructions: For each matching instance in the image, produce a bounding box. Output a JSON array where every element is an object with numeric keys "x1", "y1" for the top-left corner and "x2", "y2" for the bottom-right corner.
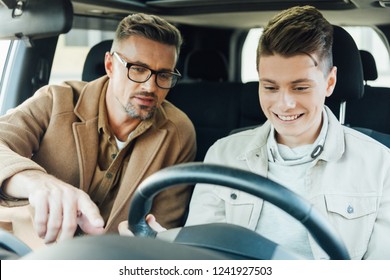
[{"x1": 112, "y1": 52, "x2": 181, "y2": 89}]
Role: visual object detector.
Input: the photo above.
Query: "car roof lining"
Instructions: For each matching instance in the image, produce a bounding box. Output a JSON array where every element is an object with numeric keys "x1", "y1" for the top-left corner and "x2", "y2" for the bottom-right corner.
[{"x1": 71, "y1": 0, "x2": 390, "y2": 28}]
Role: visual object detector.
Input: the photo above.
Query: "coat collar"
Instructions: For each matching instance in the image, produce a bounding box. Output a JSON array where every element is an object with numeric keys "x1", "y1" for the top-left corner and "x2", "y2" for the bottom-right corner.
[{"x1": 73, "y1": 76, "x2": 109, "y2": 122}]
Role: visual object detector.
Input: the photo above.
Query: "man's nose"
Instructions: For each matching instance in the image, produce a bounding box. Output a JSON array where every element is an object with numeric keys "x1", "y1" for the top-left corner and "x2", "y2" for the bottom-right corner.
[{"x1": 141, "y1": 74, "x2": 158, "y2": 91}]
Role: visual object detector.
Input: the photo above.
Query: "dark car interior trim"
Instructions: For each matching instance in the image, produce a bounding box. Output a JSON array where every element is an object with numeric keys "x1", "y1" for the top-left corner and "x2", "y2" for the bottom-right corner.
[{"x1": 0, "y1": 0, "x2": 73, "y2": 41}]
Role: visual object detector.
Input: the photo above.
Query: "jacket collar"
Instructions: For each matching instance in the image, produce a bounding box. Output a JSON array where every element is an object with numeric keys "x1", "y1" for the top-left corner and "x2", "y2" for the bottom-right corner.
[
  {"x1": 236, "y1": 122, "x2": 271, "y2": 175},
  {"x1": 317, "y1": 106, "x2": 345, "y2": 162},
  {"x1": 237, "y1": 106, "x2": 345, "y2": 165},
  {"x1": 238, "y1": 121, "x2": 271, "y2": 159}
]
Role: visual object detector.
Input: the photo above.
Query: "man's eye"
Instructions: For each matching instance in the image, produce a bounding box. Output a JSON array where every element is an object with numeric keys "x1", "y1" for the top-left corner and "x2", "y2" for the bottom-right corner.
[
  {"x1": 158, "y1": 72, "x2": 174, "y2": 81},
  {"x1": 130, "y1": 66, "x2": 148, "y2": 73}
]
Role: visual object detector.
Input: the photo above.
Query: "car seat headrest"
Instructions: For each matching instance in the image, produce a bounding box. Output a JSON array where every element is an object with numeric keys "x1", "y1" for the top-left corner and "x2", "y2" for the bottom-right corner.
[
  {"x1": 184, "y1": 49, "x2": 228, "y2": 82},
  {"x1": 329, "y1": 25, "x2": 364, "y2": 102},
  {"x1": 82, "y1": 40, "x2": 113, "y2": 82},
  {"x1": 359, "y1": 50, "x2": 378, "y2": 82}
]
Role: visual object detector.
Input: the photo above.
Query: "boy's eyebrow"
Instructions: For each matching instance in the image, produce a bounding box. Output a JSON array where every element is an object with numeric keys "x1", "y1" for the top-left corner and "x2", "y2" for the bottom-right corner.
[
  {"x1": 259, "y1": 78, "x2": 277, "y2": 84},
  {"x1": 291, "y1": 78, "x2": 315, "y2": 84},
  {"x1": 260, "y1": 78, "x2": 315, "y2": 84}
]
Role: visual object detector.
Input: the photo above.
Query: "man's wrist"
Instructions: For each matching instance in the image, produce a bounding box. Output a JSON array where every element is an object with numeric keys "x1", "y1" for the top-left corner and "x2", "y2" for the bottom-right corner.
[{"x1": 2, "y1": 170, "x2": 47, "y2": 199}]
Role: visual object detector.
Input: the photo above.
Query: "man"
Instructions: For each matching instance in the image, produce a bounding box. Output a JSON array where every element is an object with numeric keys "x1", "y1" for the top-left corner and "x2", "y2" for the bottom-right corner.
[
  {"x1": 0, "y1": 13, "x2": 196, "y2": 246},
  {"x1": 184, "y1": 6, "x2": 390, "y2": 259}
]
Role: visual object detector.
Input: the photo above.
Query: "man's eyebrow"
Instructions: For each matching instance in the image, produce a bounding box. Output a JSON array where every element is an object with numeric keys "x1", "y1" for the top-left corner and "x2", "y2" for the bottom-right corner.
[
  {"x1": 131, "y1": 60, "x2": 155, "y2": 69},
  {"x1": 129, "y1": 60, "x2": 174, "y2": 72}
]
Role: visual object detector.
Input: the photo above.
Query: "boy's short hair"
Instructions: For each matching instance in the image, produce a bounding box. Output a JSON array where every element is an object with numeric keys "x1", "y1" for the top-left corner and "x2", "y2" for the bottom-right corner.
[{"x1": 257, "y1": 5, "x2": 333, "y2": 74}]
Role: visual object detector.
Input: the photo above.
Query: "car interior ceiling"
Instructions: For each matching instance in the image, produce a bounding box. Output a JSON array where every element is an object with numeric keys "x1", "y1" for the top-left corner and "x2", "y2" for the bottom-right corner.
[{"x1": 69, "y1": 0, "x2": 390, "y2": 27}]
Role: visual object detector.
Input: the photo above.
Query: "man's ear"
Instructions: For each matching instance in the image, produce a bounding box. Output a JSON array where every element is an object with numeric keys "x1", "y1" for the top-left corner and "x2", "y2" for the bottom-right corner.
[
  {"x1": 104, "y1": 52, "x2": 113, "y2": 78},
  {"x1": 326, "y1": 66, "x2": 337, "y2": 97}
]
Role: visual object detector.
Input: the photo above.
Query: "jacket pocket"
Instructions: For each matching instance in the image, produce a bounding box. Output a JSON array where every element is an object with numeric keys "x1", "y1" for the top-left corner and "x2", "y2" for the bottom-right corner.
[
  {"x1": 325, "y1": 194, "x2": 377, "y2": 219},
  {"x1": 324, "y1": 194, "x2": 378, "y2": 259},
  {"x1": 215, "y1": 187, "x2": 259, "y2": 228}
]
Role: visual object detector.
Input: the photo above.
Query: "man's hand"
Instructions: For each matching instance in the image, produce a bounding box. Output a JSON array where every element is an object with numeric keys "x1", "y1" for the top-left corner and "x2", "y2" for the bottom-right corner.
[
  {"x1": 118, "y1": 214, "x2": 166, "y2": 236},
  {"x1": 3, "y1": 170, "x2": 105, "y2": 243}
]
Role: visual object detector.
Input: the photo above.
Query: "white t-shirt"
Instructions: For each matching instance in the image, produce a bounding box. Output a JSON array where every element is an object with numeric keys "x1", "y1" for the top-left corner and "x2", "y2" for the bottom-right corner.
[{"x1": 255, "y1": 109, "x2": 328, "y2": 259}]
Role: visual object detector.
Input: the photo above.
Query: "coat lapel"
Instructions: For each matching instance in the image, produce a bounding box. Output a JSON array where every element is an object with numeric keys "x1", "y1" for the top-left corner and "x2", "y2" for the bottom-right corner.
[
  {"x1": 70, "y1": 77, "x2": 109, "y2": 191},
  {"x1": 72, "y1": 120, "x2": 99, "y2": 192}
]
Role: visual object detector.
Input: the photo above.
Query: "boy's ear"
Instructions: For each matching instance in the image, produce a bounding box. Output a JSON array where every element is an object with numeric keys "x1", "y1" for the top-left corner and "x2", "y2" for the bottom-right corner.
[{"x1": 326, "y1": 66, "x2": 337, "y2": 97}]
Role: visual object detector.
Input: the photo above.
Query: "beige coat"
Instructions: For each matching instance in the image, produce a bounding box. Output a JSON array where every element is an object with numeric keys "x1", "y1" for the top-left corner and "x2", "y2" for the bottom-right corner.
[
  {"x1": 0, "y1": 76, "x2": 196, "y2": 248},
  {"x1": 186, "y1": 107, "x2": 390, "y2": 259}
]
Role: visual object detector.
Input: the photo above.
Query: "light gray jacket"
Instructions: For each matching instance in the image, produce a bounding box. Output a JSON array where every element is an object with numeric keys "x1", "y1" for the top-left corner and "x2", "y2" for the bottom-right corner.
[{"x1": 186, "y1": 107, "x2": 390, "y2": 259}]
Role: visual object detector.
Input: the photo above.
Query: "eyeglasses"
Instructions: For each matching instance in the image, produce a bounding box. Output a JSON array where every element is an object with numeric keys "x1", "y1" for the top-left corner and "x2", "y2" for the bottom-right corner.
[{"x1": 112, "y1": 52, "x2": 181, "y2": 89}]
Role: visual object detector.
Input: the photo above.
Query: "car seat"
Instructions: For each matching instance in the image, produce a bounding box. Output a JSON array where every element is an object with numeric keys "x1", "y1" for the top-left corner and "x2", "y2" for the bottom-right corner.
[
  {"x1": 81, "y1": 39, "x2": 113, "y2": 82},
  {"x1": 182, "y1": 49, "x2": 229, "y2": 82},
  {"x1": 319, "y1": 26, "x2": 390, "y2": 147},
  {"x1": 167, "y1": 49, "x2": 241, "y2": 161},
  {"x1": 345, "y1": 50, "x2": 390, "y2": 136},
  {"x1": 324, "y1": 25, "x2": 364, "y2": 123}
]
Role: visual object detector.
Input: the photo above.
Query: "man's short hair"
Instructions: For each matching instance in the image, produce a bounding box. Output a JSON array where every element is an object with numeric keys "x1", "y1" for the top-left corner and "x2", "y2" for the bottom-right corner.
[
  {"x1": 257, "y1": 5, "x2": 333, "y2": 74},
  {"x1": 114, "y1": 13, "x2": 183, "y2": 56}
]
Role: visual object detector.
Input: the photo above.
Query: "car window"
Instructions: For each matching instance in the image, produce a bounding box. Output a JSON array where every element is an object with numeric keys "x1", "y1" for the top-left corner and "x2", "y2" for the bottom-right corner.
[
  {"x1": 343, "y1": 26, "x2": 390, "y2": 87},
  {"x1": 0, "y1": 40, "x2": 11, "y2": 81},
  {"x1": 242, "y1": 26, "x2": 390, "y2": 88},
  {"x1": 241, "y1": 28, "x2": 263, "y2": 83},
  {"x1": 0, "y1": 40, "x2": 11, "y2": 107},
  {"x1": 49, "y1": 29, "x2": 114, "y2": 85}
]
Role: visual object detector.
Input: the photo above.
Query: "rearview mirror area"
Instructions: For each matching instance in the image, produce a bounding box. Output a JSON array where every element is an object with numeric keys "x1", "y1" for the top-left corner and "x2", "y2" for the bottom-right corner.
[{"x1": 0, "y1": 0, "x2": 73, "y2": 42}]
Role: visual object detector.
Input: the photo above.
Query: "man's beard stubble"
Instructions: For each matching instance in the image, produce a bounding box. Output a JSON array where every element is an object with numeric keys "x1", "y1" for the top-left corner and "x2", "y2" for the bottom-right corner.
[
  {"x1": 124, "y1": 102, "x2": 157, "y2": 121},
  {"x1": 115, "y1": 92, "x2": 158, "y2": 121}
]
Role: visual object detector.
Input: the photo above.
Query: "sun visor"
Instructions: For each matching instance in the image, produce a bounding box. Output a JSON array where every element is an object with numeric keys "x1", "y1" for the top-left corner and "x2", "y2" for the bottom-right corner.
[{"x1": 0, "y1": 0, "x2": 73, "y2": 42}]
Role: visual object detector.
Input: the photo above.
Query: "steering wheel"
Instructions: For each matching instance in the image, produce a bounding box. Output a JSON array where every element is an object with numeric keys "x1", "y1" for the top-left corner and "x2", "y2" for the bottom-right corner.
[
  {"x1": 128, "y1": 162, "x2": 350, "y2": 260},
  {"x1": 1, "y1": 162, "x2": 350, "y2": 260}
]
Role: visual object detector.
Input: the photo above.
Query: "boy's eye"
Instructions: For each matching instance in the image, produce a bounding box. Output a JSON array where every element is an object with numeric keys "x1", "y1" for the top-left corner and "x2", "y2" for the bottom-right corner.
[
  {"x1": 294, "y1": 86, "x2": 310, "y2": 91},
  {"x1": 264, "y1": 85, "x2": 277, "y2": 91}
]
